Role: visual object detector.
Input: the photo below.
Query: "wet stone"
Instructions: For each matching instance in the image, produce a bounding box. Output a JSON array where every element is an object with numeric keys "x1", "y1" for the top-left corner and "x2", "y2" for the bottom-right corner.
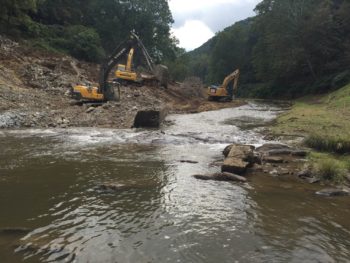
[
  {"x1": 193, "y1": 172, "x2": 247, "y2": 182},
  {"x1": 221, "y1": 144, "x2": 255, "y2": 175},
  {"x1": 316, "y1": 188, "x2": 350, "y2": 197}
]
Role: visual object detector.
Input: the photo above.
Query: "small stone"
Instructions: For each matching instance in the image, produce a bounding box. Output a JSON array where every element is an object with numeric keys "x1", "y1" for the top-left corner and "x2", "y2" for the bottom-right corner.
[
  {"x1": 307, "y1": 177, "x2": 320, "y2": 184},
  {"x1": 297, "y1": 169, "x2": 313, "y2": 178},
  {"x1": 269, "y1": 169, "x2": 279, "y2": 177},
  {"x1": 86, "y1": 107, "x2": 95, "y2": 113},
  {"x1": 102, "y1": 103, "x2": 111, "y2": 109}
]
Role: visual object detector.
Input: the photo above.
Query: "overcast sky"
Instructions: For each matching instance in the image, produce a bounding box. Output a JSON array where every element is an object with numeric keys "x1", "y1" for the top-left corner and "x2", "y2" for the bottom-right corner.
[{"x1": 169, "y1": 0, "x2": 261, "y2": 51}]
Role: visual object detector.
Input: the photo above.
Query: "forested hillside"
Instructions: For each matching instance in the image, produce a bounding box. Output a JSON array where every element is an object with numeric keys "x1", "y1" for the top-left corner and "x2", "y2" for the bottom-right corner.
[
  {"x1": 0, "y1": 0, "x2": 178, "y2": 62},
  {"x1": 174, "y1": 0, "x2": 350, "y2": 98}
]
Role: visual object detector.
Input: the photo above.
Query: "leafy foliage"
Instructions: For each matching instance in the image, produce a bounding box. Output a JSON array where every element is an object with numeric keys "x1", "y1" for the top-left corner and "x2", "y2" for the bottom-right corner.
[{"x1": 0, "y1": 0, "x2": 176, "y2": 63}]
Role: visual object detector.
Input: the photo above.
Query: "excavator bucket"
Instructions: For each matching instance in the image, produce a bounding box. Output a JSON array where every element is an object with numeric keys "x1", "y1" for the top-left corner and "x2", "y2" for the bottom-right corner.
[{"x1": 154, "y1": 64, "x2": 169, "y2": 88}]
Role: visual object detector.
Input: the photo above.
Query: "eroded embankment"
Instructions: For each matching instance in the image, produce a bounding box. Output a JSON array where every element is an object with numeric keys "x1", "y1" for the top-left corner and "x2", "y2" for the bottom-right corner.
[{"x1": 0, "y1": 35, "x2": 243, "y2": 129}]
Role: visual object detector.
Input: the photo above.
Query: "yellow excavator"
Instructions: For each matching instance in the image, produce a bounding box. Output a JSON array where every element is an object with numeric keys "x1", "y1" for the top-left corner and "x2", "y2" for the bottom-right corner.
[
  {"x1": 72, "y1": 32, "x2": 168, "y2": 102},
  {"x1": 207, "y1": 69, "x2": 240, "y2": 102},
  {"x1": 115, "y1": 48, "x2": 138, "y2": 83}
]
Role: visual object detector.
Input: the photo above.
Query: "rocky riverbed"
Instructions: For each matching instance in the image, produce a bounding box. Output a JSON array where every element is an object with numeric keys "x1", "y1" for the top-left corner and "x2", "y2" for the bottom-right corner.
[{"x1": 1, "y1": 102, "x2": 350, "y2": 262}]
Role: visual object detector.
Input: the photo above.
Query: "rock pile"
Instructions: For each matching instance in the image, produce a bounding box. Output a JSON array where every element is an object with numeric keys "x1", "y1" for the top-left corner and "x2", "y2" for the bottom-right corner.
[{"x1": 194, "y1": 143, "x2": 309, "y2": 183}]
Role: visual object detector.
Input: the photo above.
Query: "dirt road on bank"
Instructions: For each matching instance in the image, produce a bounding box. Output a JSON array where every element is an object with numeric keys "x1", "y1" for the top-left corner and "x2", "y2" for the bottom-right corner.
[{"x1": 0, "y1": 36, "x2": 243, "y2": 129}]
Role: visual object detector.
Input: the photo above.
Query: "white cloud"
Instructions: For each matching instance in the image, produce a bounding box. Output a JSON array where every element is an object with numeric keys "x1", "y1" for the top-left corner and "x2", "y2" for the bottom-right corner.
[
  {"x1": 171, "y1": 20, "x2": 214, "y2": 51},
  {"x1": 169, "y1": 0, "x2": 261, "y2": 50}
]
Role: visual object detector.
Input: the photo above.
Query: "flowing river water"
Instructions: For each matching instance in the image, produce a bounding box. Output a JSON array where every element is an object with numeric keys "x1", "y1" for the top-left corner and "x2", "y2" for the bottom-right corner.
[{"x1": 0, "y1": 101, "x2": 350, "y2": 263}]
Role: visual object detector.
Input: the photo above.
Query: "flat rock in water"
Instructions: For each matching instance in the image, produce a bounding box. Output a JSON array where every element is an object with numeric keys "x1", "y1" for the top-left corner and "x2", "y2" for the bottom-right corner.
[
  {"x1": 263, "y1": 156, "x2": 284, "y2": 164},
  {"x1": 257, "y1": 144, "x2": 308, "y2": 157},
  {"x1": 291, "y1": 150, "x2": 309, "y2": 157},
  {"x1": 256, "y1": 143, "x2": 291, "y2": 153},
  {"x1": 316, "y1": 188, "x2": 350, "y2": 197},
  {"x1": 265, "y1": 149, "x2": 294, "y2": 156},
  {"x1": 193, "y1": 172, "x2": 247, "y2": 182}
]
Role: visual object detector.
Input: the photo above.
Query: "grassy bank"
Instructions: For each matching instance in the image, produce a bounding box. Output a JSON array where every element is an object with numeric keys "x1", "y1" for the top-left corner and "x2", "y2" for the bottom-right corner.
[{"x1": 271, "y1": 83, "x2": 350, "y2": 183}]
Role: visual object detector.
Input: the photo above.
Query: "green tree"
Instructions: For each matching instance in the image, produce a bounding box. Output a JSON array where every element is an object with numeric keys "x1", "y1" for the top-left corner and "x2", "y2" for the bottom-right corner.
[{"x1": 0, "y1": 0, "x2": 38, "y2": 35}]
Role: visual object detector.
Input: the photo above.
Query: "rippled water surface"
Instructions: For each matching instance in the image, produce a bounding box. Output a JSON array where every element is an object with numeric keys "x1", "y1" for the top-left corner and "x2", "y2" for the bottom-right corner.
[{"x1": 1, "y1": 102, "x2": 350, "y2": 263}]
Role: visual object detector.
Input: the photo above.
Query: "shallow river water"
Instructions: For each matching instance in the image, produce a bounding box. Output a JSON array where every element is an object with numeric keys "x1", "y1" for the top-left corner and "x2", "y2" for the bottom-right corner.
[{"x1": 1, "y1": 102, "x2": 350, "y2": 263}]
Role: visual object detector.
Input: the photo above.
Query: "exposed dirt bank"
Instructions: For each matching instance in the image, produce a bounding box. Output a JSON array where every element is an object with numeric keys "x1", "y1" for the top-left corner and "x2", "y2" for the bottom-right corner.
[{"x1": 0, "y1": 36, "x2": 243, "y2": 129}]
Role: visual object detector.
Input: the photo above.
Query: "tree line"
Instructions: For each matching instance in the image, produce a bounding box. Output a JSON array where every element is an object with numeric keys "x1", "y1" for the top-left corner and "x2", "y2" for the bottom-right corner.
[
  {"x1": 172, "y1": 0, "x2": 350, "y2": 98},
  {"x1": 0, "y1": 0, "x2": 178, "y2": 63}
]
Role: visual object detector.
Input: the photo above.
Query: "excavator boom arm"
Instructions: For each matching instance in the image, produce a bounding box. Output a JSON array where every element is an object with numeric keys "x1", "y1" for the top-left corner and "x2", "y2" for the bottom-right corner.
[
  {"x1": 97, "y1": 31, "x2": 169, "y2": 98},
  {"x1": 130, "y1": 32, "x2": 155, "y2": 72},
  {"x1": 221, "y1": 69, "x2": 240, "y2": 91},
  {"x1": 126, "y1": 48, "x2": 135, "y2": 71},
  {"x1": 98, "y1": 38, "x2": 135, "y2": 94}
]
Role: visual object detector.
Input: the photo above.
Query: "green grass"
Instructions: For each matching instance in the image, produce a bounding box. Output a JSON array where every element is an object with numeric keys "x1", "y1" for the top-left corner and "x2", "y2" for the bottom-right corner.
[
  {"x1": 309, "y1": 152, "x2": 349, "y2": 183},
  {"x1": 304, "y1": 134, "x2": 350, "y2": 154},
  {"x1": 272, "y1": 83, "x2": 350, "y2": 141},
  {"x1": 272, "y1": 83, "x2": 350, "y2": 184}
]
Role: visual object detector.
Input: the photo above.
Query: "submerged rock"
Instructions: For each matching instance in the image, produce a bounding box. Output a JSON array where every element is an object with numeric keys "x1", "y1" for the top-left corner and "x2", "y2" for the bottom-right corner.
[
  {"x1": 95, "y1": 183, "x2": 128, "y2": 192},
  {"x1": 0, "y1": 227, "x2": 31, "y2": 236},
  {"x1": 316, "y1": 188, "x2": 350, "y2": 197},
  {"x1": 179, "y1": 160, "x2": 198, "y2": 164},
  {"x1": 193, "y1": 172, "x2": 247, "y2": 182}
]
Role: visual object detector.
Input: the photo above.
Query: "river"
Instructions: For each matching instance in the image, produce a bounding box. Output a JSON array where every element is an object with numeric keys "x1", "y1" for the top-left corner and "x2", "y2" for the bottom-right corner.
[{"x1": 0, "y1": 101, "x2": 350, "y2": 263}]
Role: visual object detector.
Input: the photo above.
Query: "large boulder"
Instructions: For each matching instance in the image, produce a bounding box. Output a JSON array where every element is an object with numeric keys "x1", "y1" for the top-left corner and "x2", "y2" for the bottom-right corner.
[
  {"x1": 221, "y1": 145, "x2": 255, "y2": 175},
  {"x1": 133, "y1": 107, "x2": 167, "y2": 128}
]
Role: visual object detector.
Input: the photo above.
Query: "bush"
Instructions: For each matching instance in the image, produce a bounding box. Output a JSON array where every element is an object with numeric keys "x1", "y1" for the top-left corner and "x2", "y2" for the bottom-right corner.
[
  {"x1": 314, "y1": 159, "x2": 346, "y2": 183},
  {"x1": 304, "y1": 134, "x2": 350, "y2": 154}
]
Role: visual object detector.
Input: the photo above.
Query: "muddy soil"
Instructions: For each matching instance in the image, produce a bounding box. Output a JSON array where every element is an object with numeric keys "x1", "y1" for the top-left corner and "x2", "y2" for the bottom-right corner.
[{"x1": 0, "y1": 36, "x2": 243, "y2": 129}]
